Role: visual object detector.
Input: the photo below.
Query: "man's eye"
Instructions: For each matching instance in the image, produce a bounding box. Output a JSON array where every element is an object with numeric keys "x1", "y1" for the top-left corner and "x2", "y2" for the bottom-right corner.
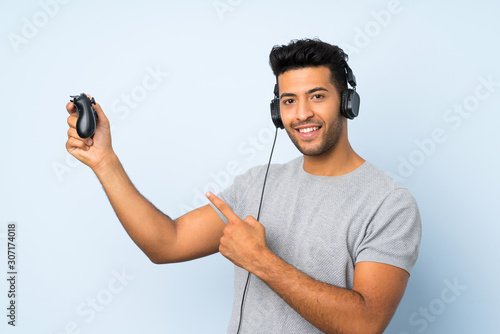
[
  {"x1": 283, "y1": 99, "x2": 294, "y2": 105},
  {"x1": 313, "y1": 94, "x2": 324, "y2": 99}
]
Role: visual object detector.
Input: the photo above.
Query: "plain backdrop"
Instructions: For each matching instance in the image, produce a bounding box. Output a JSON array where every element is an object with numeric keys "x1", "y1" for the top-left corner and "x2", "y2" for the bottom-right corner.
[{"x1": 1, "y1": 1, "x2": 499, "y2": 333}]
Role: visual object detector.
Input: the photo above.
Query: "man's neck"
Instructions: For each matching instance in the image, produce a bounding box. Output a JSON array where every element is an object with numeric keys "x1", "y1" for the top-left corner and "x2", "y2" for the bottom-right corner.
[{"x1": 302, "y1": 138, "x2": 365, "y2": 177}]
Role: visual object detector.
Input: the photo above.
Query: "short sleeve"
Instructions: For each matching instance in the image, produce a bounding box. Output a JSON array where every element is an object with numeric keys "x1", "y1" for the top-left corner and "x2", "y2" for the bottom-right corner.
[
  {"x1": 208, "y1": 166, "x2": 261, "y2": 224},
  {"x1": 355, "y1": 188, "x2": 422, "y2": 274}
]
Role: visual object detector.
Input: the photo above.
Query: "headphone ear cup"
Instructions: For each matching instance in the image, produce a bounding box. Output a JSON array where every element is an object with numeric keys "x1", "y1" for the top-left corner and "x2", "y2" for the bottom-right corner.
[
  {"x1": 340, "y1": 89, "x2": 360, "y2": 120},
  {"x1": 270, "y1": 97, "x2": 284, "y2": 129}
]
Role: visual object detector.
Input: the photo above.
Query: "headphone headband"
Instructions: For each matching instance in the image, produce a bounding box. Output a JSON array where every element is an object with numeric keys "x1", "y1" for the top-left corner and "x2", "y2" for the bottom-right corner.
[{"x1": 345, "y1": 65, "x2": 357, "y2": 89}]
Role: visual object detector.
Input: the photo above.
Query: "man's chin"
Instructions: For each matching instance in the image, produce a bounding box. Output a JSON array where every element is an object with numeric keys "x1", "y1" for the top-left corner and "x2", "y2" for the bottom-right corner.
[
  {"x1": 293, "y1": 143, "x2": 325, "y2": 157},
  {"x1": 286, "y1": 130, "x2": 333, "y2": 156},
  {"x1": 291, "y1": 136, "x2": 340, "y2": 157}
]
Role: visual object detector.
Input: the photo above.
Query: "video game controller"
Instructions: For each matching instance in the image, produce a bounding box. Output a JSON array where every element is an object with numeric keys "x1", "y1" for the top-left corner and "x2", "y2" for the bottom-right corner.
[{"x1": 70, "y1": 93, "x2": 98, "y2": 139}]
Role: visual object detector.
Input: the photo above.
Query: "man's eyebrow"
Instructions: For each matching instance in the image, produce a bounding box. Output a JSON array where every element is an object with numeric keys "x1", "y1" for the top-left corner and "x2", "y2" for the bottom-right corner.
[
  {"x1": 307, "y1": 87, "x2": 329, "y2": 94},
  {"x1": 280, "y1": 87, "x2": 329, "y2": 99},
  {"x1": 280, "y1": 92, "x2": 296, "y2": 99}
]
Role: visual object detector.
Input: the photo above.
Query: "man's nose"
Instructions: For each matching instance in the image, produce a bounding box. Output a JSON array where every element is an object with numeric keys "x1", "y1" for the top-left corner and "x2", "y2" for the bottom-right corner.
[{"x1": 295, "y1": 100, "x2": 314, "y2": 121}]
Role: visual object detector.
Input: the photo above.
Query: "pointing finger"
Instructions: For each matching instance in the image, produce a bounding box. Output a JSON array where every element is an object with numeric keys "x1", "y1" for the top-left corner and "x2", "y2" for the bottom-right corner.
[{"x1": 206, "y1": 192, "x2": 240, "y2": 222}]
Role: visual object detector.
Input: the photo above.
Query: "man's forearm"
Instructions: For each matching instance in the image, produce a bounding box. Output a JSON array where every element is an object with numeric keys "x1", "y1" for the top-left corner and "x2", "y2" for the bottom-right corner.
[
  {"x1": 93, "y1": 153, "x2": 177, "y2": 263},
  {"x1": 252, "y1": 251, "x2": 384, "y2": 334}
]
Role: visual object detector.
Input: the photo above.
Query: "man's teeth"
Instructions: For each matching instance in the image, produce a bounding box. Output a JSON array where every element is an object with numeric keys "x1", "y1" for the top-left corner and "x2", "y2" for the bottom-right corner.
[{"x1": 299, "y1": 127, "x2": 319, "y2": 133}]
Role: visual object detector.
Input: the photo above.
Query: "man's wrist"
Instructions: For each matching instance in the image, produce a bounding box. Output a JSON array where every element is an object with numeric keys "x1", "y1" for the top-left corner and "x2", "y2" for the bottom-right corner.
[
  {"x1": 92, "y1": 151, "x2": 119, "y2": 178},
  {"x1": 251, "y1": 247, "x2": 284, "y2": 280}
]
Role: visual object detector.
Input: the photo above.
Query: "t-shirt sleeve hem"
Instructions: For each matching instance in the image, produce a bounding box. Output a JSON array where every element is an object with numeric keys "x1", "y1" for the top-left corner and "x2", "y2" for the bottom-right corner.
[{"x1": 355, "y1": 254, "x2": 417, "y2": 275}]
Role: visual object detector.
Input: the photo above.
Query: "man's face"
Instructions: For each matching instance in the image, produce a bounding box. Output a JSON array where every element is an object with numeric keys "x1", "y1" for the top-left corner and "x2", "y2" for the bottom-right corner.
[{"x1": 278, "y1": 66, "x2": 344, "y2": 157}]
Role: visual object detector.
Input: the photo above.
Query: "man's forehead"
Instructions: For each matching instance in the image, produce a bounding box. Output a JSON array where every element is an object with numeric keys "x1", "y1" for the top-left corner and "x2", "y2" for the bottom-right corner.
[{"x1": 277, "y1": 66, "x2": 334, "y2": 92}]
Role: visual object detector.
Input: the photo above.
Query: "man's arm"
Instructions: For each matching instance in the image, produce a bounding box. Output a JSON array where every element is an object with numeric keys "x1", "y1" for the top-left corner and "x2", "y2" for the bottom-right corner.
[
  {"x1": 254, "y1": 254, "x2": 408, "y2": 334},
  {"x1": 92, "y1": 155, "x2": 225, "y2": 263},
  {"x1": 207, "y1": 192, "x2": 408, "y2": 334},
  {"x1": 66, "y1": 98, "x2": 225, "y2": 263}
]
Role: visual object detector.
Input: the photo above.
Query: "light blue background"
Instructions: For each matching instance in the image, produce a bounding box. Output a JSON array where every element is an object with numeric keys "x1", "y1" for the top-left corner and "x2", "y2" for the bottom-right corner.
[{"x1": 1, "y1": 0, "x2": 499, "y2": 333}]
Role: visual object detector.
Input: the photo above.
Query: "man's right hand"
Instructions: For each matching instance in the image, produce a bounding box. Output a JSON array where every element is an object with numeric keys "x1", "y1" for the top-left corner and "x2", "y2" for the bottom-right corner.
[{"x1": 66, "y1": 95, "x2": 114, "y2": 171}]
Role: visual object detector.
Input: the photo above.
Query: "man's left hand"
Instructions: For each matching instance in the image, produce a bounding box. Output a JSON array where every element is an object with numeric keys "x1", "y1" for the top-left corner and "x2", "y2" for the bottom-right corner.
[{"x1": 206, "y1": 192, "x2": 270, "y2": 272}]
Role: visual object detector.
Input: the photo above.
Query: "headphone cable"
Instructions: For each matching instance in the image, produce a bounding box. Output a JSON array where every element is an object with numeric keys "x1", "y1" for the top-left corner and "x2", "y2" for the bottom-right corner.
[{"x1": 235, "y1": 126, "x2": 279, "y2": 334}]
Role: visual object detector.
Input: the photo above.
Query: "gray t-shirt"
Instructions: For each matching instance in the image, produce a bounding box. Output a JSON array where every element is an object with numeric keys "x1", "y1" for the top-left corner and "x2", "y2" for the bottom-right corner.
[{"x1": 210, "y1": 156, "x2": 422, "y2": 333}]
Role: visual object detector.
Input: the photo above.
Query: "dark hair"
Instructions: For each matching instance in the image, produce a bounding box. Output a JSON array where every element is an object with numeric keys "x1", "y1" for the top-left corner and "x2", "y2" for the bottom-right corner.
[{"x1": 269, "y1": 38, "x2": 349, "y2": 94}]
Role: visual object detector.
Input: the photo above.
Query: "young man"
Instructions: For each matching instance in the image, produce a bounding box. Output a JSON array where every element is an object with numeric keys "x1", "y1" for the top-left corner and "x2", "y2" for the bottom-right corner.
[{"x1": 65, "y1": 38, "x2": 421, "y2": 334}]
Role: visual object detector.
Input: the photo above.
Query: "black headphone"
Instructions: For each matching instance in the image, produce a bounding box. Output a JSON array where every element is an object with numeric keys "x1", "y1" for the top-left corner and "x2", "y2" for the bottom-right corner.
[{"x1": 270, "y1": 64, "x2": 360, "y2": 129}]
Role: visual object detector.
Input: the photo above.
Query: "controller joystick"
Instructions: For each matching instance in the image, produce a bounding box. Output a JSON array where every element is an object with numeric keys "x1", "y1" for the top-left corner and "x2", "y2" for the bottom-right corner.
[{"x1": 70, "y1": 93, "x2": 98, "y2": 139}]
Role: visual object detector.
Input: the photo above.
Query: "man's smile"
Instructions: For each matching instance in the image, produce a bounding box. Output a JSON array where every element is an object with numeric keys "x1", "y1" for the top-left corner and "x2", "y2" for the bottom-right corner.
[
  {"x1": 293, "y1": 124, "x2": 322, "y2": 139},
  {"x1": 299, "y1": 126, "x2": 319, "y2": 133}
]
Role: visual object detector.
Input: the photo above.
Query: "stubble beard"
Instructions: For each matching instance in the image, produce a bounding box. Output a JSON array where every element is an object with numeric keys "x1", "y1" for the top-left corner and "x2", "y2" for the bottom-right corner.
[{"x1": 286, "y1": 113, "x2": 344, "y2": 156}]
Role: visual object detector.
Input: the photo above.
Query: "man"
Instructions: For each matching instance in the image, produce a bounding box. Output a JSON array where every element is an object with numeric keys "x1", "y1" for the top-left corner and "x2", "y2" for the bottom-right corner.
[{"x1": 66, "y1": 38, "x2": 421, "y2": 334}]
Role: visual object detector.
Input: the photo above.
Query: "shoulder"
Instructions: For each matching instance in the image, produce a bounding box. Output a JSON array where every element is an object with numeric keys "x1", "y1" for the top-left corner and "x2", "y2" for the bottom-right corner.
[
  {"x1": 356, "y1": 161, "x2": 416, "y2": 202},
  {"x1": 344, "y1": 161, "x2": 421, "y2": 230},
  {"x1": 359, "y1": 161, "x2": 402, "y2": 190}
]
